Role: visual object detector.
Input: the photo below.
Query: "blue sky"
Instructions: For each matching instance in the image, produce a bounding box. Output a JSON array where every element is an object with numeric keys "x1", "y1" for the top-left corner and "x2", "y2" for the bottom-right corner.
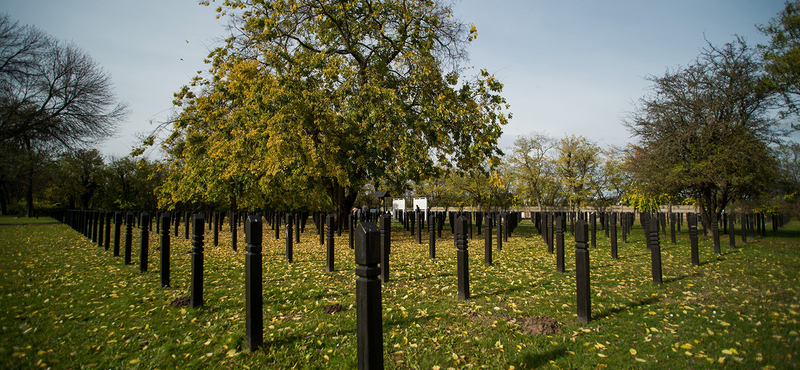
[{"x1": 3, "y1": 0, "x2": 788, "y2": 158}]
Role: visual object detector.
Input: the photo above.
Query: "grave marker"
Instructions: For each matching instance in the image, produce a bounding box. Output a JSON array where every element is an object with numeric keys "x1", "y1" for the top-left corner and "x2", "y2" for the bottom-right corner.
[
  {"x1": 575, "y1": 220, "x2": 591, "y2": 324},
  {"x1": 191, "y1": 214, "x2": 205, "y2": 308},
  {"x1": 355, "y1": 222, "x2": 382, "y2": 370},
  {"x1": 456, "y1": 215, "x2": 470, "y2": 300},
  {"x1": 245, "y1": 215, "x2": 263, "y2": 351},
  {"x1": 124, "y1": 212, "x2": 133, "y2": 265},
  {"x1": 484, "y1": 214, "x2": 491, "y2": 265},
  {"x1": 326, "y1": 213, "x2": 335, "y2": 272},
  {"x1": 160, "y1": 212, "x2": 171, "y2": 287},
  {"x1": 556, "y1": 216, "x2": 565, "y2": 273},
  {"x1": 140, "y1": 212, "x2": 150, "y2": 272},
  {"x1": 650, "y1": 218, "x2": 662, "y2": 285},
  {"x1": 689, "y1": 213, "x2": 699, "y2": 266},
  {"x1": 381, "y1": 213, "x2": 391, "y2": 282},
  {"x1": 286, "y1": 213, "x2": 293, "y2": 263}
]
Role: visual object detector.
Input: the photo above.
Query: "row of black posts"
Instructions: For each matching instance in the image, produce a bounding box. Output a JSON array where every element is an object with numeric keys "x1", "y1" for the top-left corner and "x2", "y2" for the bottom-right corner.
[{"x1": 60, "y1": 208, "x2": 793, "y2": 370}]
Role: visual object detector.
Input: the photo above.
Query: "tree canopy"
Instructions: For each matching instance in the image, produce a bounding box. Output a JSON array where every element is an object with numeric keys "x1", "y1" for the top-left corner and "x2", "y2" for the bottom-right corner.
[
  {"x1": 0, "y1": 14, "x2": 128, "y2": 216},
  {"x1": 625, "y1": 37, "x2": 784, "y2": 223},
  {"x1": 148, "y1": 0, "x2": 510, "y2": 218}
]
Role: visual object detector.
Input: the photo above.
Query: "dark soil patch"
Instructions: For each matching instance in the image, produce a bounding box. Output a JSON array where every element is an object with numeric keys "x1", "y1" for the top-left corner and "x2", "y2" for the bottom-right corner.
[
  {"x1": 517, "y1": 316, "x2": 562, "y2": 336},
  {"x1": 169, "y1": 296, "x2": 191, "y2": 308},
  {"x1": 323, "y1": 304, "x2": 347, "y2": 314}
]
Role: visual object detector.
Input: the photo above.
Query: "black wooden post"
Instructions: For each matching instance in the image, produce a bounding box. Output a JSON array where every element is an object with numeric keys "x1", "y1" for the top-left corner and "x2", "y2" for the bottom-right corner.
[
  {"x1": 415, "y1": 209, "x2": 421, "y2": 244},
  {"x1": 689, "y1": 213, "x2": 699, "y2": 266},
  {"x1": 456, "y1": 215, "x2": 469, "y2": 300},
  {"x1": 380, "y1": 213, "x2": 391, "y2": 282},
  {"x1": 355, "y1": 222, "x2": 382, "y2": 370},
  {"x1": 742, "y1": 213, "x2": 748, "y2": 243},
  {"x1": 610, "y1": 213, "x2": 618, "y2": 259},
  {"x1": 175, "y1": 211, "x2": 181, "y2": 237},
  {"x1": 92, "y1": 211, "x2": 98, "y2": 243},
  {"x1": 185, "y1": 211, "x2": 190, "y2": 240},
  {"x1": 496, "y1": 213, "x2": 503, "y2": 251},
  {"x1": 575, "y1": 220, "x2": 591, "y2": 324},
  {"x1": 319, "y1": 212, "x2": 325, "y2": 246},
  {"x1": 191, "y1": 214, "x2": 205, "y2": 308},
  {"x1": 286, "y1": 212, "x2": 294, "y2": 263},
  {"x1": 349, "y1": 213, "x2": 355, "y2": 250},
  {"x1": 503, "y1": 213, "x2": 509, "y2": 243},
  {"x1": 484, "y1": 214, "x2": 491, "y2": 265},
  {"x1": 140, "y1": 212, "x2": 150, "y2": 272},
  {"x1": 114, "y1": 212, "x2": 122, "y2": 257},
  {"x1": 213, "y1": 212, "x2": 220, "y2": 247},
  {"x1": 104, "y1": 211, "x2": 111, "y2": 251},
  {"x1": 621, "y1": 212, "x2": 628, "y2": 244},
  {"x1": 590, "y1": 213, "x2": 596, "y2": 248},
  {"x1": 124, "y1": 212, "x2": 134, "y2": 265},
  {"x1": 547, "y1": 213, "x2": 554, "y2": 254},
  {"x1": 712, "y1": 213, "x2": 721, "y2": 255},
  {"x1": 98, "y1": 211, "x2": 105, "y2": 248},
  {"x1": 429, "y1": 212, "x2": 436, "y2": 259},
  {"x1": 326, "y1": 213, "x2": 335, "y2": 272},
  {"x1": 275, "y1": 211, "x2": 281, "y2": 241},
  {"x1": 723, "y1": 212, "x2": 727, "y2": 235},
  {"x1": 670, "y1": 213, "x2": 676, "y2": 245},
  {"x1": 245, "y1": 215, "x2": 263, "y2": 351},
  {"x1": 650, "y1": 218, "x2": 662, "y2": 284},
  {"x1": 729, "y1": 214, "x2": 735, "y2": 249},
  {"x1": 160, "y1": 212, "x2": 171, "y2": 287},
  {"x1": 231, "y1": 212, "x2": 238, "y2": 251},
  {"x1": 295, "y1": 212, "x2": 301, "y2": 243},
  {"x1": 556, "y1": 216, "x2": 565, "y2": 273}
]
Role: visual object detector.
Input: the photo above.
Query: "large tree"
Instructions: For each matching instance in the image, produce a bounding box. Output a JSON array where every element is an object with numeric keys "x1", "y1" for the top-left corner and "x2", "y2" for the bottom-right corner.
[
  {"x1": 553, "y1": 134, "x2": 602, "y2": 212},
  {"x1": 625, "y1": 37, "x2": 783, "y2": 225},
  {"x1": 759, "y1": 0, "x2": 800, "y2": 122},
  {"x1": 506, "y1": 132, "x2": 561, "y2": 211},
  {"x1": 147, "y1": 0, "x2": 509, "y2": 221},
  {"x1": 0, "y1": 14, "x2": 128, "y2": 216}
]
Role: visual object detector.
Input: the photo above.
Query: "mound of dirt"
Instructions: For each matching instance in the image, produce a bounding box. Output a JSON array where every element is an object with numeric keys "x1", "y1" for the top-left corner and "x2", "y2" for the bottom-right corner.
[
  {"x1": 169, "y1": 296, "x2": 191, "y2": 308},
  {"x1": 518, "y1": 316, "x2": 561, "y2": 336},
  {"x1": 323, "y1": 304, "x2": 347, "y2": 314}
]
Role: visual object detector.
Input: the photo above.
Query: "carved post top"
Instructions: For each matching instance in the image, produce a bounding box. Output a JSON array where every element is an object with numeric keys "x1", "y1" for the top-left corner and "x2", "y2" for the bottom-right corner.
[
  {"x1": 141, "y1": 212, "x2": 150, "y2": 230},
  {"x1": 285, "y1": 212, "x2": 293, "y2": 224},
  {"x1": 327, "y1": 213, "x2": 334, "y2": 226},
  {"x1": 456, "y1": 216, "x2": 468, "y2": 250},
  {"x1": 115, "y1": 211, "x2": 122, "y2": 223},
  {"x1": 650, "y1": 217, "x2": 660, "y2": 235},
  {"x1": 160, "y1": 212, "x2": 170, "y2": 231},
  {"x1": 193, "y1": 214, "x2": 205, "y2": 235},
  {"x1": 355, "y1": 222, "x2": 380, "y2": 268},
  {"x1": 575, "y1": 220, "x2": 589, "y2": 249},
  {"x1": 556, "y1": 216, "x2": 564, "y2": 232},
  {"x1": 380, "y1": 213, "x2": 391, "y2": 231},
  {"x1": 246, "y1": 215, "x2": 262, "y2": 246}
]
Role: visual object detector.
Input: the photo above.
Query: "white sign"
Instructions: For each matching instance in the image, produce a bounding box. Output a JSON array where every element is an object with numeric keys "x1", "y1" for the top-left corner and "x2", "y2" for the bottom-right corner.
[{"x1": 413, "y1": 197, "x2": 428, "y2": 220}]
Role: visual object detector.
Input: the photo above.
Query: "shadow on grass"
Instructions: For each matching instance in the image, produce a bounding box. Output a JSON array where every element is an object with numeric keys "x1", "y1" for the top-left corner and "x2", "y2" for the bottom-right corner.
[
  {"x1": 593, "y1": 295, "x2": 662, "y2": 319},
  {"x1": 510, "y1": 346, "x2": 569, "y2": 368},
  {"x1": 662, "y1": 271, "x2": 700, "y2": 284},
  {"x1": 473, "y1": 283, "x2": 528, "y2": 299}
]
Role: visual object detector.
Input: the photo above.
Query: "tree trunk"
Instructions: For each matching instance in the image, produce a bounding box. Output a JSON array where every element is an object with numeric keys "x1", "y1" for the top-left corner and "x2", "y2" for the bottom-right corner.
[
  {"x1": 24, "y1": 139, "x2": 34, "y2": 218},
  {"x1": 326, "y1": 179, "x2": 358, "y2": 230}
]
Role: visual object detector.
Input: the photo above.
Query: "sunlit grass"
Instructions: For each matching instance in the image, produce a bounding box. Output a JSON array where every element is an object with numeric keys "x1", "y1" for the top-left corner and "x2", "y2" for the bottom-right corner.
[{"x1": 0, "y1": 217, "x2": 798, "y2": 369}]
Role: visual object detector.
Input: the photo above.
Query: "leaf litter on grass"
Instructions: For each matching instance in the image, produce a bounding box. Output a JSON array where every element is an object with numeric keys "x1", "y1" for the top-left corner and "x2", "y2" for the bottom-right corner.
[{"x1": 0, "y1": 220, "x2": 799, "y2": 368}]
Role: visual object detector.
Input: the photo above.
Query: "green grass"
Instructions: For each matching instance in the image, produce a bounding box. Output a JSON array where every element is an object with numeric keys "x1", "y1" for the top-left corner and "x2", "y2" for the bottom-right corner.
[
  {"x1": 0, "y1": 215, "x2": 60, "y2": 225},
  {"x1": 0, "y1": 218, "x2": 798, "y2": 369}
]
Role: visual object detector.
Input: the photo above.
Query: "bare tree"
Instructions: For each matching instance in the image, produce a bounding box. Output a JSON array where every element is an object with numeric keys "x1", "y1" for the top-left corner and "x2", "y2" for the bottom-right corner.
[{"x1": 0, "y1": 14, "x2": 128, "y2": 216}]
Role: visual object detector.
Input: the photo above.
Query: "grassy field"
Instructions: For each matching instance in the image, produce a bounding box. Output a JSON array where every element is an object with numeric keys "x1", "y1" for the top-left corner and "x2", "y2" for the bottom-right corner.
[
  {"x1": 0, "y1": 216, "x2": 61, "y2": 225},
  {"x1": 0, "y1": 216, "x2": 798, "y2": 369}
]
